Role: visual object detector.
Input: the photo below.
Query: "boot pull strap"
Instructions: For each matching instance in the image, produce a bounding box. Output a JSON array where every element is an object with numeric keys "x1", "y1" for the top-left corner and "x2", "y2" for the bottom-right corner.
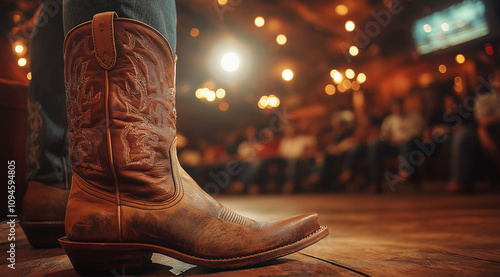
[{"x1": 92, "y1": 12, "x2": 118, "y2": 70}]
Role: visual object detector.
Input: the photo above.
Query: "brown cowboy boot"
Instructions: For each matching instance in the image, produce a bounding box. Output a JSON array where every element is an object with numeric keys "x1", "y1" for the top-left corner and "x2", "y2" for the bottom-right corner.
[
  {"x1": 21, "y1": 182, "x2": 69, "y2": 248},
  {"x1": 58, "y1": 12, "x2": 328, "y2": 274}
]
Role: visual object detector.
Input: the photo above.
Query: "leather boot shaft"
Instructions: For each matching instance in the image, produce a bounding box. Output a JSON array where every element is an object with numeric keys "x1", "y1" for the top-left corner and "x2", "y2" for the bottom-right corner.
[{"x1": 65, "y1": 13, "x2": 177, "y2": 202}]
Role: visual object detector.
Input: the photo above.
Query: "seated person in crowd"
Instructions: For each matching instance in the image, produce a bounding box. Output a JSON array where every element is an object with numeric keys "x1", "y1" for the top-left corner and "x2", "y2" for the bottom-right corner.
[
  {"x1": 367, "y1": 98, "x2": 426, "y2": 192},
  {"x1": 448, "y1": 70, "x2": 500, "y2": 192}
]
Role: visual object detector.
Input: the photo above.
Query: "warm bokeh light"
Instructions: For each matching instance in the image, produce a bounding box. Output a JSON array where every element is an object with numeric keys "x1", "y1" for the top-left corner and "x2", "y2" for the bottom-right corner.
[
  {"x1": 438, "y1": 64, "x2": 447, "y2": 74},
  {"x1": 282, "y1": 69, "x2": 293, "y2": 81},
  {"x1": 455, "y1": 54, "x2": 465, "y2": 64},
  {"x1": 342, "y1": 79, "x2": 352, "y2": 90},
  {"x1": 190, "y1": 28, "x2": 199, "y2": 37},
  {"x1": 330, "y1": 69, "x2": 339, "y2": 78},
  {"x1": 258, "y1": 96, "x2": 269, "y2": 109},
  {"x1": 216, "y1": 88, "x2": 226, "y2": 99},
  {"x1": 337, "y1": 84, "x2": 346, "y2": 93},
  {"x1": 18, "y1": 58, "x2": 27, "y2": 67},
  {"x1": 218, "y1": 0, "x2": 228, "y2": 5},
  {"x1": 219, "y1": 101, "x2": 229, "y2": 111},
  {"x1": 276, "y1": 34, "x2": 287, "y2": 45},
  {"x1": 14, "y1": 43, "x2": 24, "y2": 54},
  {"x1": 335, "y1": 5, "x2": 348, "y2": 16},
  {"x1": 333, "y1": 72, "x2": 343, "y2": 84},
  {"x1": 454, "y1": 84, "x2": 464, "y2": 93},
  {"x1": 196, "y1": 88, "x2": 208, "y2": 99},
  {"x1": 325, "y1": 84, "x2": 336, "y2": 95},
  {"x1": 345, "y1": 20, "x2": 356, "y2": 32},
  {"x1": 441, "y1": 23, "x2": 450, "y2": 31},
  {"x1": 345, "y1": 21, "x2": 355, "y2": 32},
  {"x1": 221, "y1": 52, "x2": 240, "y2": 72},
  {"x1": 349, "y1": 46, "x2": 359, "y2": 56},
  {"x1": 351, "y1": 81, "x2": 361, "y2": 91},
  {"x1": 345, "y1": 69, "x2": 355, "y2": 79},
  {"x1": 254, "y1": 17, "x2": 265, "y2": 27},
  {"x1": 268, "y1": 95, "x2": 280, "y2": 107},
  {"x1": 454, "y1": 76, "x2": 463, "y2": 86},
  {"x1": 206, "y1": 90, "x2": 216, "y2": 102},
  {"x1": 357, "y1": 73, "x2": 366, "y2": 83},
  {"x1": 27, "y1": 72, "x2": 32, "y2": 80},
  {"x1": 423, "y1": 24, "x2": 432, "y2": 33}
]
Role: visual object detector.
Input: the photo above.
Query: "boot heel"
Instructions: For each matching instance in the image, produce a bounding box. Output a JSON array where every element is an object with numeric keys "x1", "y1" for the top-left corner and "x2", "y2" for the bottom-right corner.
[{"x1": 59, "y1": 237, "x2": 152, "y2": 275}]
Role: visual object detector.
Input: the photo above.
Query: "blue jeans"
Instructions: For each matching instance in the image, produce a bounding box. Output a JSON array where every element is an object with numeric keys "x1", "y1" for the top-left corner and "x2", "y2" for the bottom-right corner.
[
  {"x1": 26, "y1": 0, "x2": 176, "y2": 186},
  {"x1": 367, "y1": 138, "x2": 418, "y2": 185}
]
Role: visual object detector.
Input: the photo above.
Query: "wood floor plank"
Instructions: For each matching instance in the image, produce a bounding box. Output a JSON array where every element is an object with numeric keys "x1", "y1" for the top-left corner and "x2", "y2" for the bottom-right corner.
[{"x1": 1, "y1": 193, "x2": 499, "y2": 276}]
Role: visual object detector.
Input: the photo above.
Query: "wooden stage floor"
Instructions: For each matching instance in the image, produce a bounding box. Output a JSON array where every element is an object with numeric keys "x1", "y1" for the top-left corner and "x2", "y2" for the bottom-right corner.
[{"x1": 1, "y1": 193, "x2": 500, "y2": 276}]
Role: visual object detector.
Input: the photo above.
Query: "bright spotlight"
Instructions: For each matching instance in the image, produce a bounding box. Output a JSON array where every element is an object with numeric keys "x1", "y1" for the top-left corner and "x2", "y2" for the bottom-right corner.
[
  {"x1": 282, "y1": 69, "x2": 293, "y2": 81},
  {"x1": 221, "y1": 52, "x2": 240, "y2": 72}
]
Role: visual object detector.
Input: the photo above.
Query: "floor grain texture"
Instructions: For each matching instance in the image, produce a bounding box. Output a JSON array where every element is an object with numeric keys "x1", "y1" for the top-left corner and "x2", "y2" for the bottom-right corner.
[{"x1": 1, "y1": 193, "x2": 499, "y2": 276}]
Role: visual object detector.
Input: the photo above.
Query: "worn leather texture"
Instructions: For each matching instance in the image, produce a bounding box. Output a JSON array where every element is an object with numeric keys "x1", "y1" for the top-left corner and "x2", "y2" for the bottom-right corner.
[{"x1": 64, "y1": 14, "x2": 321, "y2": 259}]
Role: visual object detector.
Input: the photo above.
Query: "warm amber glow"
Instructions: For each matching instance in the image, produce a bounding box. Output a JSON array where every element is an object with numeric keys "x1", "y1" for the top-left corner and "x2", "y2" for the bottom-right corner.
[
  {"x1": 333, "y1": 72, "x2": 343, "y2": 84},
  {"x1": 268, "y1": 95, "x2": 280, "y2": 107},
  {"x1": 357, "y1": 73, "x2": 366, "y2": 83},
  {"x1": 342, "y1": 79, "x2": 352, "y2": 90},
  {"x1": 345, "y1": 69, "x2": 355, "y2": 79},
  {"x1": 27, "y1": 72, "x2": 32, "y2": 80},
  {"x1": 345, "y1": 21, "x2": 355, "y2": 32},
  {"x1": 330, "y1": 69, "x2": 339, "y2": 78},
  {"x1": 276, "y1": 34, "x2": 287, "y2": 45},
  {"x1": 18, "y1": 58, "x2": 27, "y2": 67},
  {"x1": 351, "y1": 81, "x2": 361, "y2": 91},
  {"x1": 325, "y1": 84, "x2": 336, "y2": 95},
  {"x1": 455, "y1": 54, "x2": 465, "y2": 64},
  {"x1": 423, "y1": 24, "x2": 432, "y2": 33},
  {"x1": 216, "y1": 88, "x2": 226, "y2": 99},
  {"x1": 218, "y1": 0, "x2": 228, "y2": 5},
  {"x1": 454, "y1": 76, "x2": 463, "y2": 86},
  {"x1": 282, "y1": 69, "x2": 293, "y2": 81},
  {"x1": 206, "y1": 90, "x2": 216, "y2": 102},
  {"x1": 190, "y1": 28, "x2": 199, "y2": 37},
  {"x1": 254, "y1": 17, "x2": 265, "y2": 27},
  {"x1": 258, "y1": 96, "x2": 269, "y2": 109},
  {"x1": 14, "y1": 44, "x2": 24, "y2": 54},
  {"x1": 337, "y1": 84, "x2": 346, "y2": 93},
  {"x1": 439, "y1": 64, "x2": 447, "y2": 74},
  {"x1": 196, "y1": 88, "x2": 209, "y2": 99},
  {"x1": 219, "y1": 101, "x2": 229, "y2": 111},
  {"x1": 349, "y1": 46, "x2": 359, "y2": 56},
  {"x1": 335, "y1": 5, "x2": 348, "y2": 16}
]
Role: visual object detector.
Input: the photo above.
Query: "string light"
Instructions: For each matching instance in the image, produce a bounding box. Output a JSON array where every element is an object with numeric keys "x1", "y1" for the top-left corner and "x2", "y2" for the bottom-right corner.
[
  {"x1": 18, "y1": 58, "x2": 27, "y2": 67},
  {"x1": 254, "y1": 17, "x2": 265, "y2": 27}
]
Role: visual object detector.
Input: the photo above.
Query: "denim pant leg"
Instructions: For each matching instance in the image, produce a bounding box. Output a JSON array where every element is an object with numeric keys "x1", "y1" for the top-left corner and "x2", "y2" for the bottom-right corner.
[
  {"x1": 62, "y1": 0, "x2": 177, "y2": 50},
  {"x1": 368, "y1": 139, "x2": 397, "y2": 184},
  {"x1": 450, "y1": 126, "x2": 480, "y2": 183},
  {"x1": 343, "y1": 144, "x2": 366, "y2": 172},
  {"x1": 26, "y1": 0, "x2": 71, "y2": 188}
]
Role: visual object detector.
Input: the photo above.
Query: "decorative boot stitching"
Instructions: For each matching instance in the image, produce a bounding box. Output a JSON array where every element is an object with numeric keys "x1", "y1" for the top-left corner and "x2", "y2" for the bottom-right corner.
[
  {"x1": 218, "y1": 206, "x2": 250, "y2": 225},
  {"x1": 118, "y1": 31, "x2": 176, "y2": 167},
  {"x1": 65, "y1": 35, "x2": 103, "y2": 171}
]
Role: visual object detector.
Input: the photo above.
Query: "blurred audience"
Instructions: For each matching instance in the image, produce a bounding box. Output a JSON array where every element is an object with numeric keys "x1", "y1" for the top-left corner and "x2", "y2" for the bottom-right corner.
[
  {"x1": 367, "y1": 98, "x2": 426, "y2": 192},
  {"x1": 448, "y1": 69, "x2": 500, "y2": 193}
]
